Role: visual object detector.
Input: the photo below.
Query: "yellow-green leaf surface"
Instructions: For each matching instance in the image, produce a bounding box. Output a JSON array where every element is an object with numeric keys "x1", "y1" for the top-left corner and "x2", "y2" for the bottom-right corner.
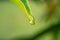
[{"x1": 10, "y1": 0, "x2": 35, "y2": 25}]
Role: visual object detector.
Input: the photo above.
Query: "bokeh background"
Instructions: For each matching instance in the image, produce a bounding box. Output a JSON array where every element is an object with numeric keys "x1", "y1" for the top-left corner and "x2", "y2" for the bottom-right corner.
[{"x1": 0, "y1": 0, "x2": 60, "y2": 40}]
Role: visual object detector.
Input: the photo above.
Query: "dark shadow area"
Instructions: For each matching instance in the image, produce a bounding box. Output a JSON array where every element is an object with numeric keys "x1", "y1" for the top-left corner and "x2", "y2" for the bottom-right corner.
[
  {"x1": 9, "y1": 22, "x2": 60, "y2": 40},
  {"x1": 32, "y1": 22, "x2": 60, "y2": 40},
  {"x1": 53, "y1": 25, "x2": 60, "y2": 40}
]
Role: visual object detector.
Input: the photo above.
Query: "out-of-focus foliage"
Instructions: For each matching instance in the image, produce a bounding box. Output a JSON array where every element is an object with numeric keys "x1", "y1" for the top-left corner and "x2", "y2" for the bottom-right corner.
[{"x1": 0, "y1": 0, "x2": 60, "y2": 40}]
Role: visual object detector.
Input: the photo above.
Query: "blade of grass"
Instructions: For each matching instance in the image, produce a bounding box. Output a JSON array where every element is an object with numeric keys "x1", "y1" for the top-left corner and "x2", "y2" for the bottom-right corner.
[{"x1": 10, "y1": 0, "x2": 35, "y2": 25}]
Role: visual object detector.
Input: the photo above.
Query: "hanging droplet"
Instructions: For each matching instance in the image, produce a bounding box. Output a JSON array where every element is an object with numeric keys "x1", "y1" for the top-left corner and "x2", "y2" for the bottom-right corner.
[{"x1": 10, "y1": 0, "x2": 35, "y2": 25}]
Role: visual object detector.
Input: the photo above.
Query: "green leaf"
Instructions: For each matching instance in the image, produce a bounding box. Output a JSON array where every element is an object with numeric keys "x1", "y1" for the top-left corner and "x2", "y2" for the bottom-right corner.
[{"x1": 10, "y1": 0, "x2": 35, "y2": 25}]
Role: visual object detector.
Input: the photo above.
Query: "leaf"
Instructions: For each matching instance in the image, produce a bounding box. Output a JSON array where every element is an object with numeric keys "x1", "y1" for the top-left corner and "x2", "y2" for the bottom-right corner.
[{"x1": 10, "y1": 0, "x2": 35, "y2": 25}]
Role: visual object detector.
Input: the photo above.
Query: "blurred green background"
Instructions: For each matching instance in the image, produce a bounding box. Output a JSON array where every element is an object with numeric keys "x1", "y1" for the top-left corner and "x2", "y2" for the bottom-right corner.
[{"x1": 0, "y1": 0, "x2": 60, "y2": 40}]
